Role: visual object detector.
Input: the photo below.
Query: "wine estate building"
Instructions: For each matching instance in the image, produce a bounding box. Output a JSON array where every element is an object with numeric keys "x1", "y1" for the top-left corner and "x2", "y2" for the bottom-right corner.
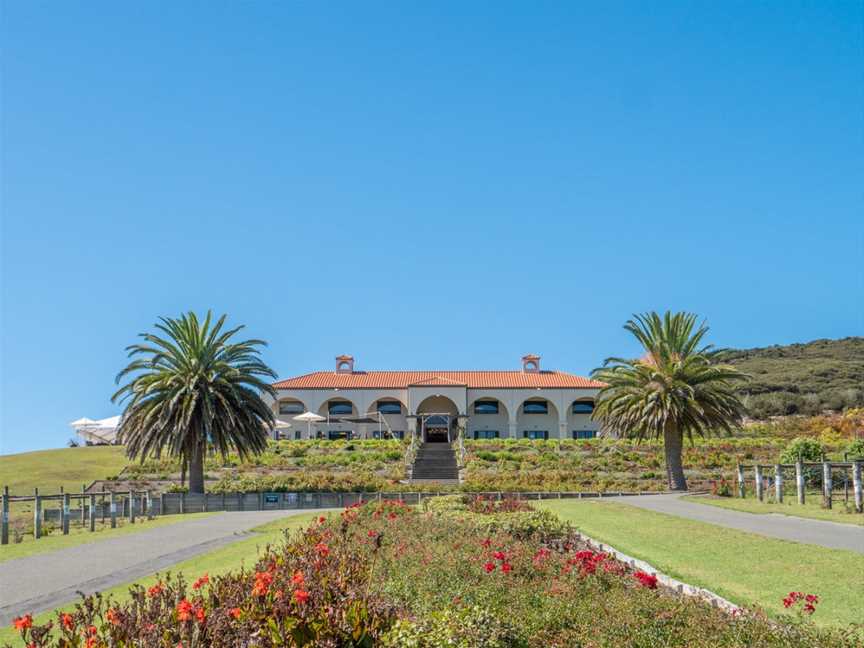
[{"x1": 267, "y1": 355, "x2": 605, "y2": 442}]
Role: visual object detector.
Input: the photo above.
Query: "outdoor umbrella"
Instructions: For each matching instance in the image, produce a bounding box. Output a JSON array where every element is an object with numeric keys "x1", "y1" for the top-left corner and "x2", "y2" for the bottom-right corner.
[
  {"x1": 270, "y1": 418, "x2": 293, "y2": 440},
  {"x1": 293, "y1": 411, "x2": 325, "y2": 438}
]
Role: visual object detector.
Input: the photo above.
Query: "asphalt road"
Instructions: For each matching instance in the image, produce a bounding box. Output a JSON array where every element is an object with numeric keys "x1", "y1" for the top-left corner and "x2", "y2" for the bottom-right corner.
[
  {"x1": 611, "y1": 494, "x2": 864, "y2": 554},
  {"x1": 0, "y1": 509, "x2": 318, "y2": 625}
]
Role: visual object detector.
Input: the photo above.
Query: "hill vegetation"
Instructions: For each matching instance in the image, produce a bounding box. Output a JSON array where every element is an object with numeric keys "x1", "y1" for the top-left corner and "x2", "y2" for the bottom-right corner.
[{"x1": 723, "y1": 337, "x2": 864, "y2": 418}]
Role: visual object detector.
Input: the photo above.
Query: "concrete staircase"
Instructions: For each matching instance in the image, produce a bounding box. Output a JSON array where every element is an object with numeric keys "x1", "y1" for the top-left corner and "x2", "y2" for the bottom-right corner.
[{"x1": 410, "y1": 442, "x2": 459, "y2": 484}]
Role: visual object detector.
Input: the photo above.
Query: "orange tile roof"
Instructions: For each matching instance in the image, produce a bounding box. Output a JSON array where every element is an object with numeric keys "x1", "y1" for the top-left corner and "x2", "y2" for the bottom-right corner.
[{"x1": 273, "y1": 371, "x2": 603, "y2": 390}]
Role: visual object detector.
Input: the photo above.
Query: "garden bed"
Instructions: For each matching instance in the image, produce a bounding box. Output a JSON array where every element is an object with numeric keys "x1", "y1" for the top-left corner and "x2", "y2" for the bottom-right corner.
[{"x1": 7, "y1": 498, "x2": 856, "y2": 647}]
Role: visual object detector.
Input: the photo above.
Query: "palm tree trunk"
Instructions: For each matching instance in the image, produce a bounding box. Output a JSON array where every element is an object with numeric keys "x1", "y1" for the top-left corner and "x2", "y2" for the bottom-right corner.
[
  {"x1": 663, "y1": 425, "x2": 688, "y2": 491},
  {"x1": 188, "y1": 444, "x2": 206, "y2": 494}
]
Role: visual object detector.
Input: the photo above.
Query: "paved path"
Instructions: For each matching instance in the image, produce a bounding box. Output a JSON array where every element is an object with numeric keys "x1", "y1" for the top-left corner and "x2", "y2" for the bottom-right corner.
[
  {"x1": 610, "y1": 494, "x2": 864, "y2": 554},
  {"x1": 0, "y1": 510, "x2": 321, "y2": 625}
]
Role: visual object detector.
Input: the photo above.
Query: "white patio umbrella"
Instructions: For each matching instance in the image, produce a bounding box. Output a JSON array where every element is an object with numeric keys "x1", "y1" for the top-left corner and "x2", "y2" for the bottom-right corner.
[
  {"x1": 268, "y1": 418, "x2": 293, "y2": 439},
  {"x1": 293, "y1": 411, "x2": 325, "y2": 438}
]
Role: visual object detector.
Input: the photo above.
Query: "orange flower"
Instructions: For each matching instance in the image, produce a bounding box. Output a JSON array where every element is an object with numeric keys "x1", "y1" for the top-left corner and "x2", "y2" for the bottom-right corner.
[
  {"x1": 13, "y1": 614, "x2": 33, "y2": 631},
  {"x1": 106, "y1": 608, "x2": 121, "y2": 626},
  {"x1": 147, "y1": 582, "x2": 164, "y2": 597},
  {"x1": 229, "y1": 607, "x2": 242, "y2": 619},
  {"x1": 176, "y1": 599, "x2": 194, "y2": 622},
  {"x1": 192, "y1": 574, "x2": 209, "y2": 590},
  {"x1": 291, "y1": 570, "x2": 305, "y2": 586},
  {"x1": 61, "y1": 613, "x2": 74, "y2": 630},
  {"x1": 252, "y1": 571, "x2": 273, "y2": 596},
  {"x1": 314, "y1": 542, "x2": 329, "y2": 557},
  {"x1": 293, "y1": 589, "x2": 310, "y2": 604}
]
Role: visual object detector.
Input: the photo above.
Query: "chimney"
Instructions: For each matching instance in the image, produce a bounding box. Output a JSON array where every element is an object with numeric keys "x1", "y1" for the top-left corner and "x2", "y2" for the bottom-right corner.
[
  {"x1": 335, "y1": 355, "x2": 354, "y2": 373},
  {"x1": 522, "y1": 354, "x2": 540, "y2": 373}
]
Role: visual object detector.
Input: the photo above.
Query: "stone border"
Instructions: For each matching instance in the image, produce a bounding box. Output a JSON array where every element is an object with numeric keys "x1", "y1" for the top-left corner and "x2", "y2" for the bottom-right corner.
[{"x1": 573, "y1": 529, "x2": 740, "y2": 614}]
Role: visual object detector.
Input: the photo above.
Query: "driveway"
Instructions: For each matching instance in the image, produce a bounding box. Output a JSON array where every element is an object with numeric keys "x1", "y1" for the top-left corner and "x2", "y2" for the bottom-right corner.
[
  {"x1": 611, "y1": 494, "x2": 864, "y2": 554},
  {"x1": 0, "y1": 509, "x2": 320, "y2": 625}
]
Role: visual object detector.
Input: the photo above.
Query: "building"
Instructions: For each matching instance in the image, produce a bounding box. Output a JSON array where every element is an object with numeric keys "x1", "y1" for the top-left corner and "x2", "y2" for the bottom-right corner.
[{"x1": 267, "y1": 355, "x2": 605, "y2": 441}]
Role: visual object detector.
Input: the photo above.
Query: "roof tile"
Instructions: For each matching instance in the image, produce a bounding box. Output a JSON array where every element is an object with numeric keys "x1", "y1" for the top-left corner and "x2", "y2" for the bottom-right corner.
[{"x1": 273, "y1": 370, "x2": 603, "y2": 390}]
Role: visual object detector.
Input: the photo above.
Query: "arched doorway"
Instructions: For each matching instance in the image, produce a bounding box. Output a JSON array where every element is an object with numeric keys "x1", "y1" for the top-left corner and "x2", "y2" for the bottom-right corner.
[{"x1": 415, "y1": 395, "x2": 459, "y2": 443}]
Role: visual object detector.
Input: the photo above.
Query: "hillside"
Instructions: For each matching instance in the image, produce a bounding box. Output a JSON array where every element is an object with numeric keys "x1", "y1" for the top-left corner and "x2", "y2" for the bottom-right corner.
[
  {"x1": 0, "y1": 446, "x2": 128, "y2": 494},
  {"x1": 723, "y1": 337, "x2": 864, "y2": 418}
]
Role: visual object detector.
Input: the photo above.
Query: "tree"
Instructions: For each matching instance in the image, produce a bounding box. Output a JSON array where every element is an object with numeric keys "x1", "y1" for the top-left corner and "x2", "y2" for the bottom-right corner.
[
  {"x1": 591, "y1": 311, "x2": 748, "y2": 491},
  {"x1": 112, "y1": 311, "x2": 276, "y2": 493}
]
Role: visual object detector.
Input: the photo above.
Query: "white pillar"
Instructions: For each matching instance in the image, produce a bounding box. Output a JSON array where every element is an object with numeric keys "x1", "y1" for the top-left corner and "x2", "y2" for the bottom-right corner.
[
  {"x1": 508, "y1": 414, "x2": 518, "y2": 440},
  {"x1": 558, "y1": 417, "x2": 568, "y2": 440}
]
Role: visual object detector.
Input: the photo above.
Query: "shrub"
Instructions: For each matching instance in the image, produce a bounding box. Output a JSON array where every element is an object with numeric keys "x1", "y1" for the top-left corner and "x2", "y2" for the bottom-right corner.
[
  {"x1": 780, "y1": 437, "x2": 824, "y2": 464},
  {"x1": 846, "y1": 437, "x2": 864, "y2": 460}
]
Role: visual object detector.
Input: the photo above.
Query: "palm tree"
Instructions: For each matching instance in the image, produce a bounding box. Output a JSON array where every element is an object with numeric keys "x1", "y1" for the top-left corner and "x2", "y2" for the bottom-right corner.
[
  {"x1": 591, "y1": 311, "x2": 747, "y2": 491},
  {"x1": 112, "y1": 311, "x2": 277, "y2": 494}
]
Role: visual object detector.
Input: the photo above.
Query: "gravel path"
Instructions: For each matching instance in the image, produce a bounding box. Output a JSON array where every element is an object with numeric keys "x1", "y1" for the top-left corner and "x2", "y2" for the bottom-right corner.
[
  {"x1": 611, "y1": 494, "x2": 864, "y2": 553},
  {"x1": 0, "y1": 510, "x2": 320, "y2": 625}
]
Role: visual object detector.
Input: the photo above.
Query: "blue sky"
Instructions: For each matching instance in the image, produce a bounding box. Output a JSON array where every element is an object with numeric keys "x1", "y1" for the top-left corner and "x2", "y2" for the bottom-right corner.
[{"x1": 1, "y1": 2, "x2": 861, "y2": 454}]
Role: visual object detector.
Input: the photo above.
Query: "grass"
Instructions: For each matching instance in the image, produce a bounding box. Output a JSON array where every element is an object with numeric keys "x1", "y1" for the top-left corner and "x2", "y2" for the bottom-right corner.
[
  {"x1": 0, "y1": 510, "x2": 322, "y2": 645},
  {"x1": 0, "y1": 446, "x2": 128, "y2": 495},
  {"x1": 538, "y1": 499, "x2": 864, "y2": 629},
  {"x1": 0, "y1": 513, "x2": 212, "y2": 563},
  {"x1": 682, "y1": 494, "x2": 864, "y2": 526}
]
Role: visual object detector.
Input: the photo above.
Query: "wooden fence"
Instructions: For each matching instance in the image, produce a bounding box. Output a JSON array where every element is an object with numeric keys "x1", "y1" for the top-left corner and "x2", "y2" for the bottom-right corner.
[
  {"x1": 1, "y1": 488, "x2": 656, "y2": 545},
  {"x1": 735, "y1": 460, "x2": 863, "y2": 513}
]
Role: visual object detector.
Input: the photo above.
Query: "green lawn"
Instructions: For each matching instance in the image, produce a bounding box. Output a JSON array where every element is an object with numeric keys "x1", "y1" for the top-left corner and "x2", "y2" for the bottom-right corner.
[
  {"x1": 682, "y1": 494, "x2": 864, "y2": 526},
  {"x1": 0, "y1": 513, "x2": 212, "y2": 563},
  {"x1": 0, "y1": 511, "x2": 322, "y2": 646},
  {"x1": 0, "y1": 446, "x2": 128, "y2": 495},
  {"x1": 538, "y1": 499, "x2": 864, "y2": 629}
]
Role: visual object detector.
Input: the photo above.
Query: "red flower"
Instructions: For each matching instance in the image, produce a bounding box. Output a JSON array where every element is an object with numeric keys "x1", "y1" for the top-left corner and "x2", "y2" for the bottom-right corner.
[
  {"x1": 106, "y1": 608, "x2": 121, "y2": 626},
  {"x1": 147, "y1": 582, "x2": 164, "y2": 597},
  {"x1": 229, "y1": 607, "x2": 242, "y2": 619},
  {"x1": 293, "y1": 589, "x2": 310, "y2": 604},
  {"x1": 61, "y1": 613, "x2": 74, "y2": 630},
  {"x1": 634, "y1": 571, "x2": 658, "y2": 589},
  {"x1": 291, "y1": 570, "x2": 305, "y2": 586},
  {"x1": 177, "y1": 599, "x2": 195, "y2": 622},
  {"x1": 318, "y1": 516, "x2": 326, "y2": 524},
  {"x1": 87, "y1": 625, "x2": 98, "y2": 636},
  {"x1": 483, "y1": 561, "x2": 496, "y2": 573},
  {"x1": 368, "y1": 530, "x2": 378, "y2": 538},
  {"x1": 13, "y1": 615, "x2": 33, "y2": 631},
  {"x1": 481, "y1": 538, "x2": 491, "y2": 548},
  {"x1": 315, "y1": 542, "x2": 330, "y2": 557},
  {"x1": 501, "y1": 562, "x2": 513, "y2": 574},
  {"x1": 192, "y1": 573, "x2": 209, "y2": 590},
  {"x1": 195, "y1": 606, "x2": 206, "y2": 623},
  {"x1": 493, "y1": 551, "x2": 506, "y2": 561}
]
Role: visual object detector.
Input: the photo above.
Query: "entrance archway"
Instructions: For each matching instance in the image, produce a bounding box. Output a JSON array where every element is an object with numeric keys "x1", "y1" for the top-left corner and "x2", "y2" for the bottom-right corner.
[{"x1": 415, "y1": 395, "x2": 459, "y2": 443}]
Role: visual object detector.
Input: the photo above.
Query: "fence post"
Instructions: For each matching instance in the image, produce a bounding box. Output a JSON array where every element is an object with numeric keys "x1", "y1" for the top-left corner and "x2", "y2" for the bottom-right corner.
[
  {"x1": 754, "y1": 465, "x2": 763, "y2": 502},
  {"x1": 78, "y1": 485, "x2": 85, "y2": 526},
  {"x1": 1, "y1": 486, "x2": 8, "y2": 545},
  {"x1": 160, "y1": 493, "x2": 166, "y2": 516},
  {"x1": 33, "y1": 488, "x2": 42, "y2": 539},
  {"x1": 736, "y1": 464, "x2": 745, "y2": 498},
  {"x1": 853, "y1": 462, "x2": 863, "y2": 514},
  {"x1": 146, "y1": 491, "x2": 153, "y2": 520},
  {"x1": 180, "y1": 491, "x2": 186, "y2": 515},
  {"x1": 62, "y1": 492, "x2": 70, "y2": 534},
  {"x1": 823, "y1": 462, "x2": 832, "y2": 509},
  {"x1": 256, "y1": 491, "x2": 262, "y2": 511},
  {"x1": 775, "y1": 464, "x2": 783, "y2": 503},
  {"x1": 89, "y1": 494, "x2": 96, "y2": 532},
  {"x1": 795, "y1": 461, "x2": 805, "y2": 505},
  {"x1": 109, "y1": 491, "x2": 117, "y2": 528},
  {"x1": 129, "y1": 491, "x2": 136, "y2": 523}
]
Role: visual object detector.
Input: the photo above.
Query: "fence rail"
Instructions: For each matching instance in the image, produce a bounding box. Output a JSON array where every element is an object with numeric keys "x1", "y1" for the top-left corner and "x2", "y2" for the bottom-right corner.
[
  {"x1": 0, "y1": 488, "x2": 659, "y2": 545},
  {"x1": 735, "y1": 460, "x2": 863, "y2": 513}
]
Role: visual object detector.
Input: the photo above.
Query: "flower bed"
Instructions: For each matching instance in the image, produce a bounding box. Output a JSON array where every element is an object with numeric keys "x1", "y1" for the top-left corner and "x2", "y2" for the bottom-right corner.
[{"x1": 9, "y1": 501, "x2": 855, "y2": 647}]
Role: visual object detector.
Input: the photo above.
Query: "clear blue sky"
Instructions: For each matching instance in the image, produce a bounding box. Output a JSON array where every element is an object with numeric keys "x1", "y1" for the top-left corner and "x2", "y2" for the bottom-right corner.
[{"x1": 1, "y1": 2, "x2": 861, "y2": 454}]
